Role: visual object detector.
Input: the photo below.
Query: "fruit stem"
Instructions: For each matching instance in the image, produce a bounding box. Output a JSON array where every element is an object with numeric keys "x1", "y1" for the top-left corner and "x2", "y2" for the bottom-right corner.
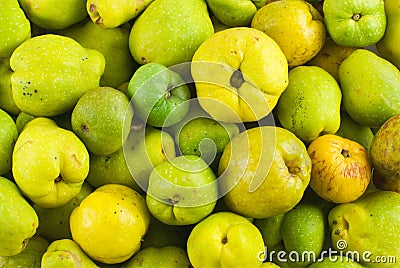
[
  {"x1": 352, "y1": 13, "x2": 361, "y2": 21},
  {"x1": 54, "y1": 175, "x2": 62, "y2": 183},
  {"x1": 165, "y1": 86, "x2": 173, "y2": 99},
  {"x1": 341, "y1": 149, "x2": 351, "y2": 158},
  {"x1": 230, "y1": 70, "x2": 245, "y2": 89},
  {"x1": 169, "y1": 193, "x2": 181, "y2": 204}
]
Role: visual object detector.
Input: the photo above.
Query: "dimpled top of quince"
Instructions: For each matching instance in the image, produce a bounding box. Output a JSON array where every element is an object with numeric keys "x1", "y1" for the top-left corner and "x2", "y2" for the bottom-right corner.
[
  {"x1": 10, "y1": 34, "x2": 105, "y2": 117},
  {"x1": 219, "y1": 126, "x2": 311, "y2": 218},
  {"x1": 192, "y1": 27, "x2": 288, "y2": 123},
  {"x1": 0, "y1": 0, "x2": 31, "y2": 58}
]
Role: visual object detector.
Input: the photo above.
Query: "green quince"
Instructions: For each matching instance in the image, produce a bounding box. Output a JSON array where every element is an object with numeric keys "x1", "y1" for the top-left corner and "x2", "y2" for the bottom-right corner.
[
  {"x1": 206, "y1": 0, "x2": 257, "y2": 27},
  {"x1": 0, "y1": 177, "x2": 39, "y2": 256},
  {"x1": 276, "y1": 66, "x2": 342, "y2": 144},
  {"x1": 10, "y1": 34, "x2": 105, "y2": 117},
  {"x1": 339, "y1": 49, "x2": 400, "y2": 128},
  {"x1": 376, "y1": 0, "x2": 400, "y2": 69},
  {"x1": 0, "y1": 57, "x2": 20, "y2": 115},
  {"x1": 19, "y1": 0, "x2": 87, "y2": 30},
  {"x1": 0, "y1": 0, "x2": 31, "y2": 57},
  {"x1": 12, "y1": 117, "x2": 90, "y2": 208},
  {"x1": 329, "y1": 191, "x2": 400, "y2": 267},
  {"x1": 323, "y1": 0, "x2": 386, "y2": 47},
  {"x1": 0, "y1": 108, "x2": 18, "y2": 176}
]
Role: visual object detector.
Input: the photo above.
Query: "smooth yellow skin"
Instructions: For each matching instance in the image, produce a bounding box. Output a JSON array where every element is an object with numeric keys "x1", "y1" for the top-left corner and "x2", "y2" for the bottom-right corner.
[
  {"x1": 307, "y1": 37, "x2": 356, "y2": 81},
  {"x1": 12, "y1": 117, "x2": 89, "y2": 208},
  {"x1": 70, "y1": 184, "x2": 151, "y2": 264},
  {"x1": 308, "y1": 134, "x2": 371, "y2": 204},
  {"x1": 187, "y1": 211, "x2": 265, "y2": 268},
  {"x1": 251, "y1": 0, "x2": 326, "y2": 67},
  {"x1": 192, "y1": 27, "x2": 288, "y2": 123},
  {"x1": 218, "y1": 126, "x2": 311, "y2": 218}
]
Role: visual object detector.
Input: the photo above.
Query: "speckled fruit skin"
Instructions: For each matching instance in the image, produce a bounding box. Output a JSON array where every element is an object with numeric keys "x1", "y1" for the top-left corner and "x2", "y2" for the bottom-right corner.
[
  {"x1": 146, "y1": 155, "x2": 217, "y2": 226},
  {"x1": 70, "y1": 184, "x2": 151, "y2": 264},
  {"x1": 276, "y1": 65, "x2": 342, "y2": 144},
  {"x1": 127, "y1": 62, "x2": 190, "y2": 128},
  {"x1": 251, "y1": 0, "x2": 326, "y2": 67},
  {"x1": 307, "y1": 134, "x2": 371, "y2": 204},
  {"x1": 192, "y1": 27, "x2": 288, "y2": 123},
  {"x1": 18, "y1": 0, "x2": 88, "y2": 30},
  {"x1": 129, "y1": 0, "x2": 214, "y2": 67},
  {"x1": 0, "y1": 177, "x2": 39, "y2": 257},
  {"x1": 0, "y1": 57, "x2": 21, "y2": 115},
  {"x1": 0, "y1": 0, "x2": 31, "y2": 58},
  {"x1": 10, "y1": 34, "x2": 105, "y2": 117},
  {"x1": 12, "y1": 117, "x2": 90, "y2": 208},
  {"x1": 376, "y1": 0, "x2": 400, "y2": 70},
  {"x1": 71, "y1": 86, "x2": 134, "y2": 156},
  {"x1": 206, "y1": 0, "x2": 257, "y2": 27},
  {"x1": 60, "y1": 19, "x2": 138, "y2": 88},
  {"x1": 0, "y1": 108, "x2": 18, "y2": 176},
  {"x1": 328, "y1": 191, "x2": 400, "y2": 267},
  {"x1": 323, "y1": 0, "x2": 386, "y2": 48},
  {"x1": 87, "y1": 0, "x2": 154, "y2": 29},
  {"x1": 219, "y1": 126, "x2": 311, "y2": 219},
  {"x1": 370, "y1": 114, "x2": 400, "y2": 193},
  {"x1": 339, "y1": 49, "x2": 400, "y2": 128}
]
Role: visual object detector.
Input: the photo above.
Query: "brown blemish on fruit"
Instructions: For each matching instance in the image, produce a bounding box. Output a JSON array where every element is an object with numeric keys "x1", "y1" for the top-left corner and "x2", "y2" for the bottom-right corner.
[
  {"x1": 89, "y1": 4, "x2": 97, "y2": 13},
  {"x1": 81, "y1": 123, "x2": 89, "y2": 132},
  {"x1": 65, "y1": 250, "x2": 82, "y2": 268},
  {"x1": 96, "y1": 17, "x2": 103, "y2": 25}
]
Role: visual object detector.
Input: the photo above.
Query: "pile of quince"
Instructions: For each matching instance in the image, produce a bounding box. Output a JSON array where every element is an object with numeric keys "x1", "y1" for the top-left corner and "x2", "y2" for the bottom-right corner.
[{"x1": 1, "y1": 0, "x2": 400, "y2": 267}]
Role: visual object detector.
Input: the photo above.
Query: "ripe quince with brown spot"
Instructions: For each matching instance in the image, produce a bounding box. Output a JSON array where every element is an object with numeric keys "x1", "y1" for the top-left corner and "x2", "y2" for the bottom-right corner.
[{"x1": 307, "y1": 134, "x2": 371, "y2": 203}]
